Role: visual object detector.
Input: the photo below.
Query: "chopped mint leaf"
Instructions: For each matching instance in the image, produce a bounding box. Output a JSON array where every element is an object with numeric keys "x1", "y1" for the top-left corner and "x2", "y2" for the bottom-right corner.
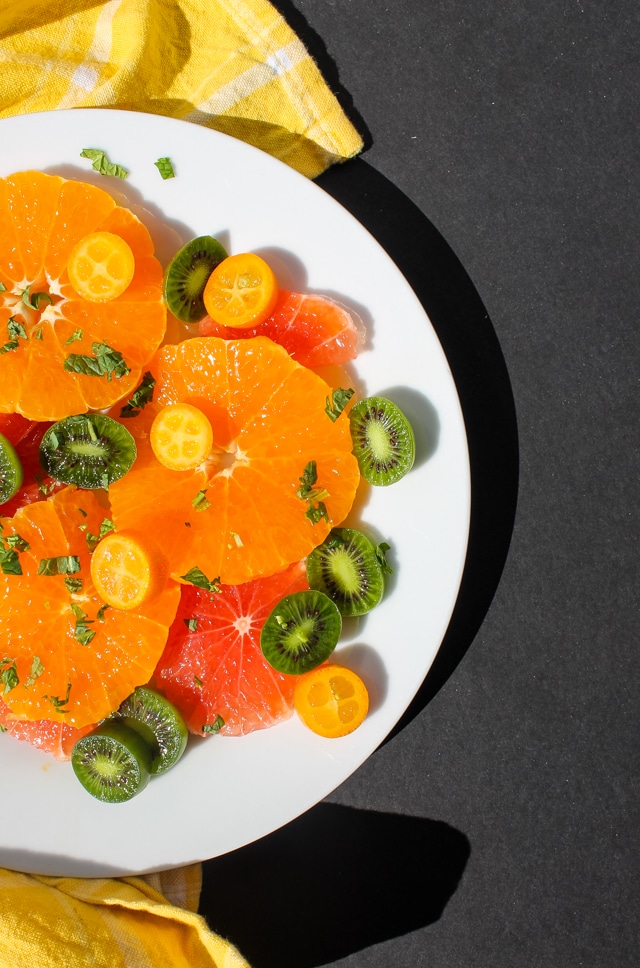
[
  {"x1": 64, "y1": 575, "x2": 83, "y2": 594},
  {"x1": 305, "y1": 502, "x2": 329, "y2": 525},
  {"x1": 180, "y1": 566, "x2": 222, "y2": 594},
  {"x1": 38, "y1": 555, "x2": 81, "y2": 576},
  {"x1": 0, "y1": 340, "x2": 19, "y2": 355},
  {"x1": 34, "y1": 472, "x2": 56, "y2": 497},
  {"x1": 202, "y1": 715, "x2": 224, "y2": 734},
  {"x1": 325, "y1": 387, "x2": 354, "y2": 422},
  {"x1": 96, "y1": 604, "x2": 110, "y2": 621},
  {"x1": 84, "y1": 517, "x2": 115, "y2": 552},
  {"x1": 5, "y1": 533, "x2": 29, "y2": 552},
  {"x1": 194, "y1": 675, "x2": 203, "y2": 689},
  {"x1": 70, "y1": 603, "x2": 95, "y2": 646},
  {"x1": 25, "y1": 655, "x2": 44, "y2": 688},
  {"x1": 80, "y1": 148, "x2": 128, "y2": 179},
  {"x1": 0, "y1": 282, "x2": 6, "y2": 292},
  {"x1": 0, "y1": 658, "x2": 19, "y2": 695},
  {"x1": 63, "y1": 341, "x2": 130, "y2": 381},
  {"x1": 192, "y1": 488, "x2": 211, "y2": 511},
  {"x1": 184, "y1": 617, "x2": 199, "y2": 631},
  {"x1": 0, "y1": 547, "x2": 22, "y2": 575},
  {"x1": 154, "y1": 156, "x2": 175, "y2": 179},
  {"x1": 7, "y1": 317, "x2": 28, "y2": 340},
  {"x1": 375, "y1": 541, "x2": 394, "y2": 575},
  {"x1": 43, "y1": 682, "x2": 71, "y2": 713},
  {"x1": 21, "y1": 286, "x2": 52, "y2": 311},
  {"x1": 65, "y1": 328, "x2": 84, "y2": 346},
  {"x1": 119, "y1": 371, "x2": 155, "y2": 417}
]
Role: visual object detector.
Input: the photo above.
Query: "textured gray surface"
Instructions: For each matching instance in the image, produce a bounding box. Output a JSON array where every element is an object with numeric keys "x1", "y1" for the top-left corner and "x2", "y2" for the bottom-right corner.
[{"x1": 200, "y1": 3, "x2": 639, "y2": 965}]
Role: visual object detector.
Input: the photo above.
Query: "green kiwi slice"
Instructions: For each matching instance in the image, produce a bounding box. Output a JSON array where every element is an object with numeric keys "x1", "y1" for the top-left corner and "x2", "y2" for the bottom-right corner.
[
  {"x1": 164, "y1": 235, "x2": 228, "y2": 322},
  {"x1": 306, "y1": 527, "x2": 387, "y2": 617},
  {"x1": 114, "y1": 686, "x2": 188, "y2": 775},
  {"x1": 260, "y1": 589, "x2": 342, "y2": 676},
  {"x1": 349, "y1": 395, "x2": 416, "y2": 486},
  {"x1": 39, "y1": 413, "x2": 136, "y2": 489},
  {"x1": 71, "y1": 720, "x2": 153, "y2": 803},
  {"x1": 0, "y1": 432, "x2": 23, "y2": 505}
]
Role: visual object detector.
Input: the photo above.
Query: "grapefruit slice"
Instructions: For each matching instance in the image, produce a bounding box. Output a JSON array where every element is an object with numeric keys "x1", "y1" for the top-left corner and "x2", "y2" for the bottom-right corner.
[
  {"x1": 154, "y1": 560, "x2": 309, "y2": 735},
  {"x1": 198, "y1": 289, "x2": 364, "y2": 367}
]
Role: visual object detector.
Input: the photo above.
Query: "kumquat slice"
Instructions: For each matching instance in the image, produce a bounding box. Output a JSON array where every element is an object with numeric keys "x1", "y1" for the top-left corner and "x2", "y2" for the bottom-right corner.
[
  {"x1": 293, "y1": 664, "x2": 369, "y2": 738},
  {"x1": 67, "y1": 230, "x2": 135, "y2": 302},
  {"x1": 203, "y1": 252, "x2": 278, "y2": 329},
  {"x1": 149, "y1": 402, "x2": 214, "y2": 471},
  {"x1": 90, "y1": 531, "x2": 168, "y2": 611}
]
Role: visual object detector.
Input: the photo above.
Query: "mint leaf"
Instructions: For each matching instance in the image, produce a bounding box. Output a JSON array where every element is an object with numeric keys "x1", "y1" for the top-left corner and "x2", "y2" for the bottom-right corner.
[
  {"x1": 180, "y1": 566, "x2": 222, "y2": 594},
  {"x1": 38, "y1": 555, "x2": 81, "y2": 576},
  {"x1": 202, "y1": 715, "x2": 224, "y2": 734},
  {"x1": 64, "y1": 341, "x2": 130, "y2": 381},
  {"x1": 80, "y1": 148, "x2": 128, "y2": 179},
  {"x1": 154, "y1": 157, "x2": 175, "y2": 180},
  {"x1": 325, "y1": 387, "x2": 354, "y2": 422},
  {"x1": 119, "y1": 371, "x2": 155, "y2": 417},
  {"x1": 22, "y1": 286, "x2": 52, "y2": 311}
]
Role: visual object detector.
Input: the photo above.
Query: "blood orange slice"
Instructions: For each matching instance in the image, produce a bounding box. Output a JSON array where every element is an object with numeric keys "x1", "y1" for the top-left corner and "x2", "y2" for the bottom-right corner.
[
  {"x1": 0, "y1": 413, "x2": 61, "y2": 516},
  {"x1": 0, "y1": 170, "x2": 166, "y2": 420},
  {"x1": 198, "y1": 289, "x2": 364, "y2": 367},
  {"x1": 154, "y1": 560, "x2": 309, "y2": 736},
  {"x1": 0, "y1": 701, "x2": 94, "y2": 761}
]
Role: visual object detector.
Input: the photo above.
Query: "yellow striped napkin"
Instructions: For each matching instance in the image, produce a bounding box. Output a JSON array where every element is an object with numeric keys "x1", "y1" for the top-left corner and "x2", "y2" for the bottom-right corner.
[
  {"x1": 0, "y1": 865, "x2": 249, "y2": 967},
  {"x1": 0, "y1": 0, "x2": 363, "y2": 177},
  {"x1": 0, "y1": 1, "x2": 364, "y2": 963}
]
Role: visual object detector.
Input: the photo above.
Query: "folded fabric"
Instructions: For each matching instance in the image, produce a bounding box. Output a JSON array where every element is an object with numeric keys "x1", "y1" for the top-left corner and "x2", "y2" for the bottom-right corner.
[
  {"x1": 0, "y1": 864, "x2": 249, "y2": 967},
  {"x1": 0, "y1": 0, "x2": 363, "y2": 177}
]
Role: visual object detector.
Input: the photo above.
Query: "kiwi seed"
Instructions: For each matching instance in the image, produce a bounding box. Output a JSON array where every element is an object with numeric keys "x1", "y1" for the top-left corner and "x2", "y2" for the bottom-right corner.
[{"x1": 349, "y1": 395, "x2": 415, "y2": 486}]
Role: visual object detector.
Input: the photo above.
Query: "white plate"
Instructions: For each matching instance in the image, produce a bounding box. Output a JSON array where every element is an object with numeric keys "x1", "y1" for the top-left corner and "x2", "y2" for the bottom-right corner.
[{"x1": 0, "y1": 109, "x2": 470, "y2": 876}]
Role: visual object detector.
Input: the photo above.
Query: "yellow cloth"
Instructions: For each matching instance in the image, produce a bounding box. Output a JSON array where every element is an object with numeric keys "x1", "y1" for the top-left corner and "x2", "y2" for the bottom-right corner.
[
  {"x1": 0, "y1": 864, "x2": 250, "y2": 967},
  {"x1": 0, "y1": 0, "x2": 363, "y2": 177},
  {"x1": 0, "y1": 1, "x2": 363, "y2": 964}
]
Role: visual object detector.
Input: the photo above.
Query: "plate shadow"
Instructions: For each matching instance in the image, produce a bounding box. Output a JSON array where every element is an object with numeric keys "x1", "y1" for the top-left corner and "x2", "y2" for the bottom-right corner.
[
  {"x1": 199, "y1": 802, "x2": 470, "y2": 967},
  {"x1": 314, "y1": 159, "x2": 520, "y2": 728}
]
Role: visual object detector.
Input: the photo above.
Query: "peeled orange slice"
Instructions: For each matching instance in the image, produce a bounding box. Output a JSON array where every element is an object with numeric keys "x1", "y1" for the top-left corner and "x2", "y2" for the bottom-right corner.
[
  {"x1": 0, "y1": 487, "x2": 180, "y2": 727},
  {"x1": 108, "y1": 336, "x2": 360, "y2": 586},
  {"x1": 0, "y1": 171, "x2": 166, "y2": 420}
]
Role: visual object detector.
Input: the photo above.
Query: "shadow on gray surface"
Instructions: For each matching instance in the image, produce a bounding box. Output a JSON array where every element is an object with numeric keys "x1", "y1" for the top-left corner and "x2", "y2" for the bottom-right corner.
[
  {"x1": 315, "y1": 159, "x2": 520, "y2": 733},
  {"x1": 199, "y1": 802, "x2": 469, "y2": 968}
]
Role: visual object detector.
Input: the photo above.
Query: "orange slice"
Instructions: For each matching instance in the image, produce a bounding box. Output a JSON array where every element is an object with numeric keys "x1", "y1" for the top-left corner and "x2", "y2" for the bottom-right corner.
[
  {"x1": 0, "y1": 170, "x2": 166, "y2": 420},
  {"x1": 203, "y1": 252, "x2": 278, "y2": 329},
  {"x1": 108, "y1": 336, "x2": 360, "y2": 586},
  {"x1": 150, "y1": 403, "x2": 214, "y2": 471},
  {"x1": 89, "y1": 531, "x2": 168, "y2": 611},
  {"x1": 293, "y1": 664, "x2": 369, "y2": 737},
  {"x1": 67, "y1": 231, "x2": 135, "y2": 302},
  {"x1": 0, "y1": 487, "x2": 180, "y2": 727}
]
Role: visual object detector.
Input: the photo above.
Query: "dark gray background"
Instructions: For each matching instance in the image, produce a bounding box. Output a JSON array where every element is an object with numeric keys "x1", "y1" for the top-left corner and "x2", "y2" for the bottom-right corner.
[{"x1": 200, "y1": 2, "x2": 639, "y2": 965}]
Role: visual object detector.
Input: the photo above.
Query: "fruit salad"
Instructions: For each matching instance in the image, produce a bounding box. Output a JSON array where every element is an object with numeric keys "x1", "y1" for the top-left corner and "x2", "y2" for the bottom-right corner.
[{"x1": 0, "y1": 169, "x2": 415, "y2": 803}]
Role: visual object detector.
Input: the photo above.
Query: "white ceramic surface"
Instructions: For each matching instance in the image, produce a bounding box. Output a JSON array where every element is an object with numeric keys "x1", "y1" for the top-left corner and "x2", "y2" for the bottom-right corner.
[{"x1": 0, "y1": 109, "x2": 470, "y2": 876}]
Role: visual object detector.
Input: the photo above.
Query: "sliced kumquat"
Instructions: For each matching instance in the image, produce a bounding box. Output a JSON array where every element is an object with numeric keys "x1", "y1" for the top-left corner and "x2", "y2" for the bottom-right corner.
[
  {"x1": 150, "y1": 402, "x2": 214, "y2": 471},
  {"x1": 203, "y1": 252, "x2": 278, "y2": 329},
  {"x1": 293, "y1": 664, "x2": 369, "y2": 738},
  {"x1": 67, "y1": 230, "x2": 135, "y2": 302},
  {"x1": 90, "y1": 531, "x2": 167, "y2": 611}
]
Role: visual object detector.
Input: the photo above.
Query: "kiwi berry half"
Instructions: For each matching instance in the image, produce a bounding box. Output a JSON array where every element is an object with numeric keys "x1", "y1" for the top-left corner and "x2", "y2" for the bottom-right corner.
[
  {"x1": 71, "y1": 720, "x2": 153, "y2": 803},
  {"x1": 0, "y1": 432, "x2": 23, "y2": 505},
  {"x1": 164, "y1": 235, "x2": 228, "y2": 322},
  {"x1": 306, "y1": 527, "x2": 387, "y2": 617},
  {"x1": 39, "y1": 412, "x2": 136, "y2": 489},
  {"x1": 115, "y1": 686, "x2": 188, "y2": 775},
  {"x1": 261, "y1": 589, "x2": 342, "y2": 676},
  {"x1": 349, "y1": 395, "x2": 415, "y2": 486}
]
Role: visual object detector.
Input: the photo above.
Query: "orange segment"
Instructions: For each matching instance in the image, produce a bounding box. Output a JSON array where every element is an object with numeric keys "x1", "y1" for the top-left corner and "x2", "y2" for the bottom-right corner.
[
  {"x1": 67, "y1": 231, "x2": 135, "y2": 302},
  {"x1": 90, "y1": 531, "x2": 167, "y2": 610},
  {"x1": 203, "y1": 253, "x2": 278, "y2": 329},
  {"x1": 0, "y1": 170, "x2": 166, "y2": 421},
  {"x1": 293, "y1": 664, "x2": 369, "y2": 737},
  {"x1": 108, "y1": 336, "x2": 360, "y2": 586},
  {"x1": 0, "y1": 487, "x2": 180, "y2": 727},
  {"x1": 150, "y1": 403, "x2": 214, "y2": 471}
]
